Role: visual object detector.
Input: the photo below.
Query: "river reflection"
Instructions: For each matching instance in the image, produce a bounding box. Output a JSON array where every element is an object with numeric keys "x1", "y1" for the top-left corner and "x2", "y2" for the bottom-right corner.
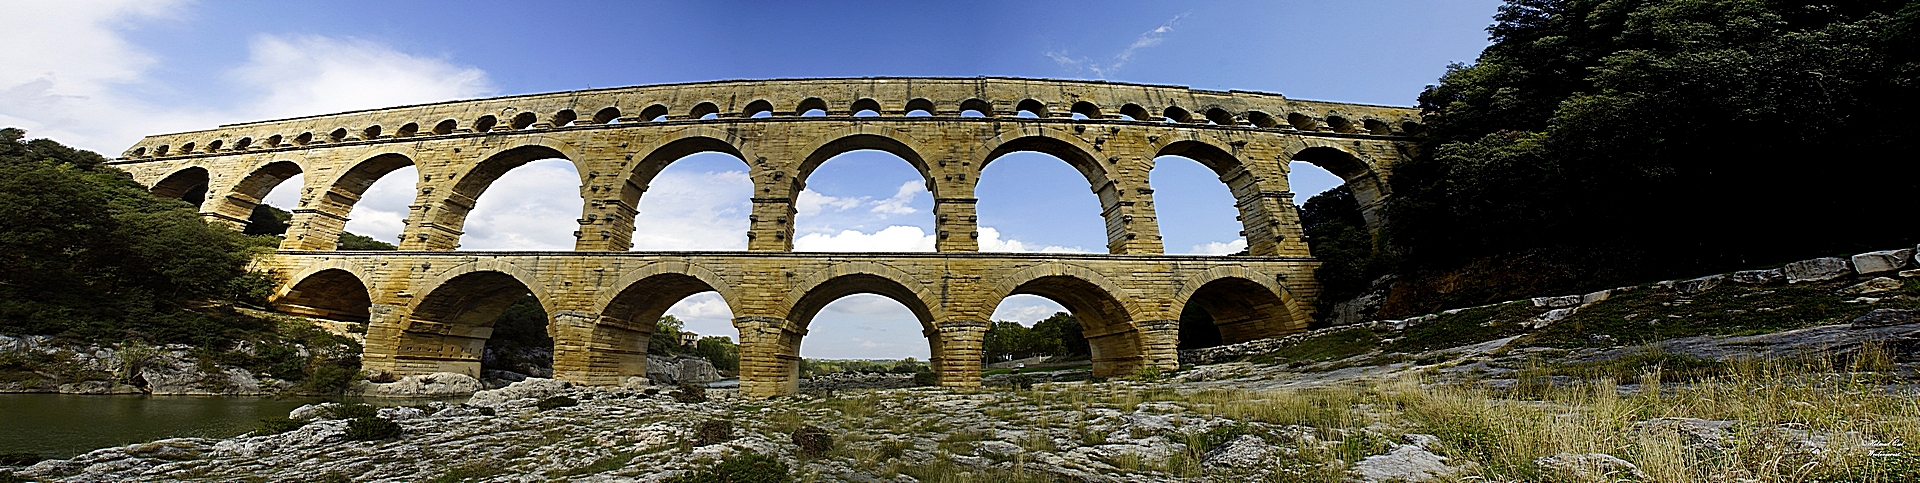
[{"x1": 0, "y1": 393, "x2": 431, "y2": 459}]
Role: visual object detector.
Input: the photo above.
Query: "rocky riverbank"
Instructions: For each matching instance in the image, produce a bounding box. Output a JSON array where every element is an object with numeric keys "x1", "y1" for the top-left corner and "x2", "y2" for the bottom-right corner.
[{"x1": 0, "y1": 331, "x2": 357, "y2": 396}]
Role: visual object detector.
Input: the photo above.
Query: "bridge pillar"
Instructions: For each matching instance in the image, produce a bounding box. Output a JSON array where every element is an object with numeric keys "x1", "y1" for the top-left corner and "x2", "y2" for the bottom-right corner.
[
  {"x1": 1134, "y1": 318, "x2": 1182, "y2": 373},
  {"x1": 360, "y1": 303, "x2": 408, "y2": 375},
  {"x1": 574, "y1": 198, "x2": 637, "y2": 251},
  {"x1": 397, "y1": 193, "x2": 470, "y2": 250},
  {"x1": 735, "y1": 315, "x2": 803, "y2": 397},
  {"x1": 1096, "y1": 181, "x2": 1165, "y2": 254},
  {"x1": 933, "y1": 198, "x2": 979, "y2": 252},
  {"x1": 550, "y1": 310, "x2": 649, "y2": 385},
  {"x1": 930, "y1": 319, "x2": 986, "y2": 386},
  {"x1": 747, "y1": 197, "x2": 797, "y2": 251}
]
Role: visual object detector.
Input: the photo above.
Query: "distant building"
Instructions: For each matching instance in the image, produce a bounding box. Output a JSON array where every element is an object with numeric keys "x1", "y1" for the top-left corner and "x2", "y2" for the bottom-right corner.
[{"x1": 680, "y1": 332, "x2": 700, "y2": 347}]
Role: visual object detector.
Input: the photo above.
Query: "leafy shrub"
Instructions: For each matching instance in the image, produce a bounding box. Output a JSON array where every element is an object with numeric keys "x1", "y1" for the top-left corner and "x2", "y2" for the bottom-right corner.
[
  {"x1": 536, "y1": 395, "x2": 578, "y2": 410},
  {"x1": 664, "y1": 451, "x2": 791, "y2": 483},
  {"x1": 257, "y1": 416, "x2": 307, "y2": 435},
  {"x1": 695, "y1": 420, "x2": 734, "y2": 447},
  {"x1": 344, "y1": 417, "x2": 402, "y2": 441},
  {"x1": 324, "y1": 403, "x2": 378, "y2": 420},
  {"x1": 791, "y1": 425, "x2": 832, "y2": 458},
  {"x1": 0, "y1": 470, "x2": 22, "y2": 483},
  {"x1": 911, "y1": 368, "x2": 937, "y2": 387},
  {"x1": 1006, "y1": 374, "x2": 1035, "y2": 390},
  {"x1": 673, "y1": 382, "x2": 707, "y2": 403}
]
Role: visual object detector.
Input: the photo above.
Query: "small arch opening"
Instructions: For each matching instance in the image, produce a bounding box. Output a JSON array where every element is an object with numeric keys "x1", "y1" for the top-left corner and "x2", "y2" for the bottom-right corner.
[
  {"x1": 328, "y1": 128, "x2": 348, "y2": 142},
  {"x1": 1326, "y1": 116, "x2": 1356, "y2": 133},
  {"x1": 363, "y1": 125, "x2": 382, "y2": 140},
  {"x1": 179, "y1": 142, "x2": 196, "y2": 154},
  {"x1": 395, "y1": 123, "x2": 419, "y2": 138},
  {"x1": 1363, "y1": 119, "x2": 1391, "y2": 135},
  {"x1": 1204, "y1": 108, "x2": 1235, "y2": 126},
  {"x1": 1119, "y1": 104, "x2": 1148, "y2": 121},
  {"x1": 850, "y1": 98, "x2": 883, "y2": 117},
  {"x1": 1070, "y1": 101, "x2": 1101, "y2": 120},
  {"x1": 433, "y1": 119, "x2": 458, "y2": 135},
  {"x1": 234, "y1": 138, "x2": 251, "y2": 150},
  {"x1": 1015, "y1": 99, "x2": 1048, "y2": 118},
  {"x1": 1247, "y1": 111, "x2": 1279, "y2": 128},
  {"x1": 796, "y1": 98, "x2": 829, "y2": 117},
  {"x1": 1402, "y1": 121, "x2": 1427, "y2": 136},
  {"x1": 639, "y1": 104, "x2": 669, "y2": 122},
  {"x1": 959, "y1": 98, "x2": 993, "y2": 117},
  {"x1": 205, "y1": 140, "x2": 223, "y2": 152},
  {"x1": 1287, "y1": 113, "x2": 1318, "y2": 130},
  {"x1": 904, "y1": 98, "x2": 935, "y2": 116},
  {"x1": 130, "y1": 147, "x2": 147, "y2": 157},
  {"x1": 592, "y1": 106, "x2": 623, "y2": 125},
  {"x1": 510, "y1": 111, "x2": 538, "y2": 130},
  {"x1": 473, "y1": 115, "x2": 498, "y2": 132},
  {"x1": 265, "y1": 135, "x2": 283, "y2": 147},
  {"x1": 1163, "y1": 106, "x2": 1193, "y2": 123},
  {"x1": 551, "y1": 109, "x2": 577, "y2": 127},
  {"x1": 743, "y1": 100, "x2": 774, "y2": 118},
  {"x1": 689, "y1": 102, "x2": 720, "y2": 120},
  {"x1": 155, "y1": 145, "x2": 171, "y2": 156}
]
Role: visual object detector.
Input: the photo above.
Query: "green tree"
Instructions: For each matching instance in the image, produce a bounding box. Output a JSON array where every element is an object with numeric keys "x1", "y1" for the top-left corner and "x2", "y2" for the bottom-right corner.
[
  {"x1": 336, "y1": 232, "x2": 397, "y2": 250},
  {"x1": 1382, "y1": 0, "x2": 1920, "y2": 311},
  {"x1": 649, "y1": 315, "x2": 688, "y2": 355},
  {"x1": 1031, "y1": 312, "x2": 1088, "y2": 358},
  {"x1": 694, "y1": 336, "x2": 739, "y2": 372}
]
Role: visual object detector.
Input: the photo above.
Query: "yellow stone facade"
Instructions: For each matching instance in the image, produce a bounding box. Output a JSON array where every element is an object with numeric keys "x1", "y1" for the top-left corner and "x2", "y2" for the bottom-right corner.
[{"x1": 111, "y1": 77, "x2": 1418, "y2": 397}]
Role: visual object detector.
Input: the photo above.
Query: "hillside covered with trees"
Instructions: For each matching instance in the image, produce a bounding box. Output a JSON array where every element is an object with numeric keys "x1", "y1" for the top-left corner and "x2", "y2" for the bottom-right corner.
[{"x1": 1309, "y1": 0, "x2": 1920, "y2": 316}]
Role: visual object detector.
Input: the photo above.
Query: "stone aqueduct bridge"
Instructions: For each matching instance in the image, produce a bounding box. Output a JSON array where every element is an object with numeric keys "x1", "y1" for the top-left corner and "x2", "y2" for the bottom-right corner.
[{"x1": 111, "y1": 77, "x2": 1420, "y2": 397}]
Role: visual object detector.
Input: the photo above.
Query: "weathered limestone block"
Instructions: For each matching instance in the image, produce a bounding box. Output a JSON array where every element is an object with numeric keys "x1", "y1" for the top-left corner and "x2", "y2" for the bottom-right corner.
[
  {"x1": 1731, "y1": 269, "x2": 1785, "y2": 285},
  {"x1": 1784, "y1": 257, "x2": 1852, "y2": 283},
  {"x1": 1851, "y1": 249, "x2": 1914, "y2": 275}
]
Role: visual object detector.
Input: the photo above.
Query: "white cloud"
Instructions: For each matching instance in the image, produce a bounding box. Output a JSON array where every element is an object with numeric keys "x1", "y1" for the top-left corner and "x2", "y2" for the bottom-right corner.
[
  {"x1": 795, "y1": 188, "x2": 864, "y2": 216},
  {"x1": 227, "y1": 35, "x2": 495, "y2": 122},
  {"x1": 1044, "y1": 12, "x2": 1188, "y2": 78},
  {"x1": 665, "y1": 292, "x2": 736, "y2": 341},
  {"x1": 794, "y1": 225, "x2": 936, "y2": 252},
  {"x1": 991, "y1": 295, "x2": 1070, "y2": 324},
  {"x1": 631, "y1": 169, "x2": 752, "y2": 250},
  {"x1": 977, "y1": 227, "x2": 1087, "y2": 253},
  {"x1": 0, "y1": 2, "x2": 496, "y2": 154},
  {"x1": 458, "y1": 160, "x2": 581, "y2": 251},
  {"x1": 1190, "y1": 238, "x2": 1248, "y2": 255},
  {"x1": 342, "y1": 166, "x2": 418, "y2": 243},
  {"x1": 868, "y1": 181, "x2": 922, "y2": 215}
]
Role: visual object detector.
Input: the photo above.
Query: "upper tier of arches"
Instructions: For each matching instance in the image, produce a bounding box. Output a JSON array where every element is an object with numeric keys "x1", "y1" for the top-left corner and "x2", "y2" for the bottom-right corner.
[{"x1": 116, "y1": 77, "x2": 1421, "y2": 160}]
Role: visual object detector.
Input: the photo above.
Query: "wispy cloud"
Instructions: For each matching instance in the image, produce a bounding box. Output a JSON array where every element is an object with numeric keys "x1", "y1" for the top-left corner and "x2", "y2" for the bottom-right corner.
[{"x1": 1045, "y1": 12, "x2": 1188, "y2": 78}]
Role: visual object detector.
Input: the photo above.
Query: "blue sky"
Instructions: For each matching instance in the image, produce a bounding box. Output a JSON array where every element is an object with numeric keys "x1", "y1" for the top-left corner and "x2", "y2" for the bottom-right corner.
[{"x1": 1, "y1": 1, "x2": 1502, "y2": 359}]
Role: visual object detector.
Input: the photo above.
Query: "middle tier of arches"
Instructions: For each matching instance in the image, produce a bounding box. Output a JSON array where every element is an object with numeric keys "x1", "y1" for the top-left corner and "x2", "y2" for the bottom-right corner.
[{"x1": 156, "y1": 119, "x2": 1397, "y2": 257}]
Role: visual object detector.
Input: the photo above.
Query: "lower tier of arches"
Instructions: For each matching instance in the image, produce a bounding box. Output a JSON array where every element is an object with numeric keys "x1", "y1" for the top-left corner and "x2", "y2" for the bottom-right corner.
[{"x1": 261, "y1": 251, "x2": 1320, "y2": 397}]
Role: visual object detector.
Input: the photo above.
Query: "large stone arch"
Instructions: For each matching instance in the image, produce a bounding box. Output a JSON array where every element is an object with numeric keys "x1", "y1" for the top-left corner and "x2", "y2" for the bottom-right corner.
[
  {"x1": 205, "y1": 159, "x2": 304, "y2": 229},
  {"x1": 782, "y1": 261, "x2": 941, "y2": 326},
  {"x1": 982, "y1": 262, "x2": 1162, "y2": 376},
  {"x1": 584, "y1": 128, "x2": 759, "y2": 251},
  {"x1": 270, "y1": 261, "x2": 377, "y2": 323},
  {"x1": 1288, "y1": 141, "x2": 1390, "y2": 236},
  {"x1": 149, "y1": 165, "x2": 211, "y2": 208},
  {"x1": 283, "y1": 150, "x2": 419, "y2": 250},
  {"x1": 1169, "y1": 266, "x2": 1309, "y2": 347},
  {"x1": 977, "y1": 131, "x2": 1160, "y2": 254},
  {"x1": 737, "y1": 263, "x2": 943, "y2": 395},
  {"x1": 791, "y1": 128, "x2": 935, "y2": 196},
  {"x1": 388, "y1": 259, "x2": 554, "y2": 378},
  {"x1": 565, "y1": 261, "x2": 739, "y2": 385},
  {"x1": 1153, "y1": 139, "x2": 1294, "y2": 256},
  {"x1": 405, "y1": 141, "x2": 584, "y2": 250}
]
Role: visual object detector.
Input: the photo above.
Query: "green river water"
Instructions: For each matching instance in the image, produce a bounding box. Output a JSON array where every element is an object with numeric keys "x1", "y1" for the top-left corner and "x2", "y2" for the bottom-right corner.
[{"x1": 0, "y1": 393, "x2": 336, "y2": 460}]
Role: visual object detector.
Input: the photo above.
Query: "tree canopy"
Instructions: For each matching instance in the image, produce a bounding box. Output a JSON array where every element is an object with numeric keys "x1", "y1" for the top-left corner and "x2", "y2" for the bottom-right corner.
[{"x1": 1370, "y1": 0, "x2": 1920, "y2": 310}]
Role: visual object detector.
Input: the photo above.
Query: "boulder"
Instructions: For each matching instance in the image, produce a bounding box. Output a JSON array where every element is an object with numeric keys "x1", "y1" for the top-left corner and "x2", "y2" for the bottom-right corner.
[
  {"x1": 1530, "y1": 295, "x2": 1583, "y2": 309},
  {"x1": 646, "y1": 355, "x2": 721, "y2": 384},
  {"x1": 1731, "y1": 269, "x2": 1785, "y2": 285},
  {"x1": 1350, "y1": 440, "x2": 1461, "y2": 483},
  {"x1": 347, "y1": 372, "x2": 481, "y2": 398},
  {"x1": 1672, "y1": 275, "x2": 1723, "y2": 295},
  {"x1": 1851, "y1": 308, "x2": 1920, "y2": 329},
  {"x1": 1852, "y1": 249, "x2": 1914, "y2": 275},
  {"x1": 1784, "y1": 258, "x2": 1851, "y2": 283},
  {"x1": 467, "y1": 377, "x2": 571, "y2": 406},
  {"x1": 1201, "y1": 434, "x2": 1275, "y2": 469}
]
